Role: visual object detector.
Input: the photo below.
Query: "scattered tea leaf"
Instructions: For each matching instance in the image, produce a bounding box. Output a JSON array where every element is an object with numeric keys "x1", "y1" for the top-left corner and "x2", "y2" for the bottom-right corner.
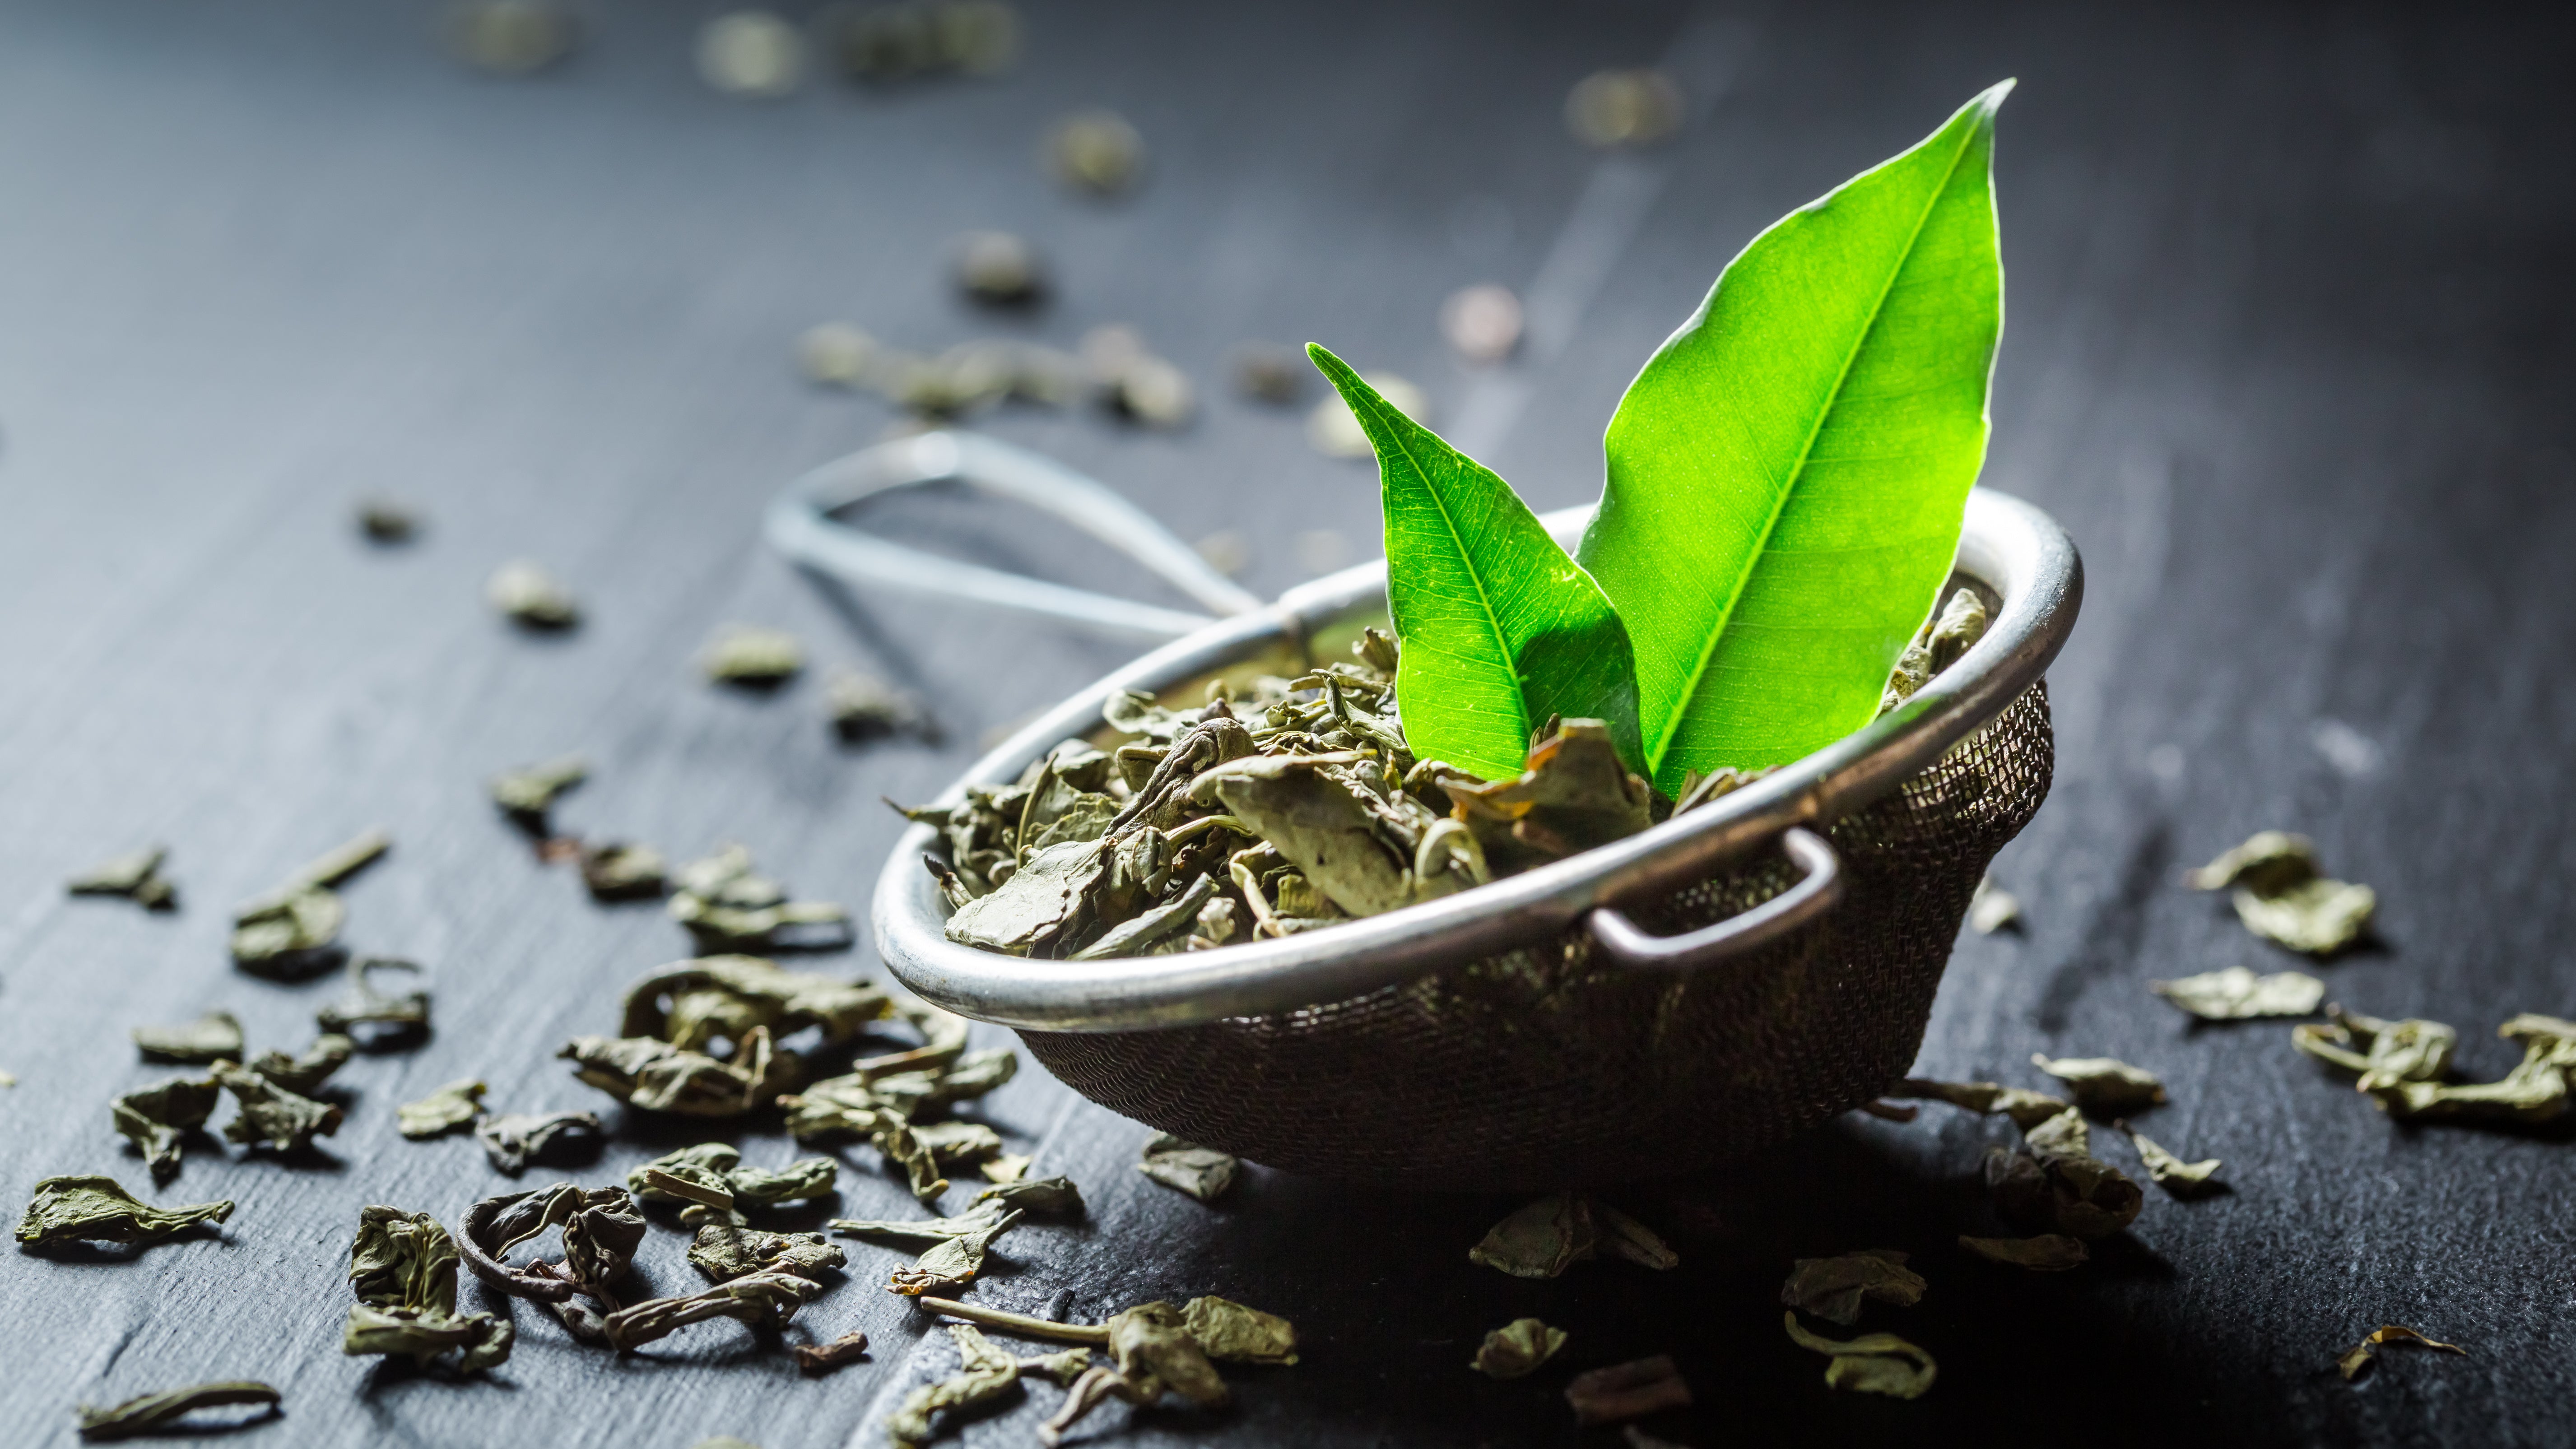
[
  {"x1": 356, "y1": 497, "x2": 419, "y2": 543},
  {"x1": 398, "y1": 1079, "x2": 487, "y2": 1138},
  {"x1": 230, "y1": 828, "x2": 388, "y2": 976},
  {"x1": 1471, "y1": 1318, "x2": 1566, "y2": 1379},
  {"x1": 133, "y1": 1012, "x2": 242, "y2": 1065},
  {"x1": 1468, "y1": 1191, "x2": 1677, "y2": 1277},
  {"x1": 974, "y1": 1175, "x2": 1083, "y2": 1217},
  {"x1": 1020, "y1": 1347, "x2": 1093, "y2": 1385},
  {"x1": 475, "y1": 1110, "x2": 603, "y2": 1175},
  {"x1": 1046, "y1": 108, "x2": 1144, "y2": 195},
  {"x1": 667, "y1": 845, "x2": 853, "y2": 952},
  {"x1": 111, "y1": 1077, "x2": 222, "y2": 1184},
  {"x1": 579, "y1": 841, "x2": 669, "y2": 900},
  {"x1": 2183, "y1": 830, "x2": 2316, "y2": 892},
  {"x1": 605, "y1": 1269, "x2": 822, "y2": 1352},
  {"x1": 2339, "y1": 1324, "x2": 2466, "y2": 1380},
  {"x1": 887, "y1": 1209, "x2": 1021, "y2": 1295},
  {"x1": 489, "y1": 754, "x2": 587, "y2": 823},
  {"x1": 690, "y1": 1223, "x2": 845, "y2": 1283},
  {"x1": 697, "y1": 10, "x2": 805, "y2": 98},
  {"x1": 17, "y1": 1176, "x2": 230, "y2": 1250},
  {"x1": 1565, "y1": 1354, "x2": 1693, "y2": 1424},
  {"x1": 794, "y1": 1329, "x2": 871, "y2": 1374},
  {"x1": 1985, "y1": 1144, "x2": 2142, "y2": 1240},
  {"x1": 343, "y1": 1205, "x2": 515, "y2": 1371},
  {"x1": 2311, "y1": 1011, "x2": 2576, "y2": 1123},
  {"x1": 828, "y1": 670, "x2": 936, "y2": 742},
  {"x1": 2124, "y1": 1128, "x2": 2222, "y2": 1196},
  {"x1": 2293, "y1": 1008, "x2": 2456, "y2": 1091},
  {"x1": 2021, "y1": 1106, "x2": 2090, "y2": 1161},
  {"x1": 702, "y1": 624, "x2": 805, "y2": 686},
  {"x1": 487, "y1": 560, "x2": 580, "y2": 628},
  {"x1": 2186, "y1": 831, "x2": 2374, "y2": 955},
  {"x1": 1967, "y1": 875, "x2": 2020, "y2": 933},
  {"x1": 1779, "y1": 1249, "x2": 1925, "y2": 1325},
  {"x1": 1782, "y1": 1313, "x2": 1937, "y2": 1399},
  {"x1": 2151, "y1": 966, "x2": 2325, "y2": 1021},
  {"x1": 1957, "y1": 1234, "x2": 2088, "y2": 1270},
  {"x1": 1181, "y1": 1296, "x2": 1298, "y2": 1365},
  {"x1": 889, "y1": 1323, "x2": 1021, "y2": 1445},
  {"x1": 74, "y1": 1380, "x2": 279, "y2": 1440},
  {"x1": 1039, "y1": 1302, "x2": 1231, "y2": 1446},
  {"x1": 1892, "y1": 1078, "x2": 2070, "y2": 1130},
  {"x1": 1138, "y1": 1133, "x2": 1238, "y2": 1202},
  {"x1": 455, "y1": 1183, "x2": 643, "y2": 1310},
  {"x1": 212, "y1": 1060, "x2": 344, "y2": 1153},
  {"x1": 67, "y1": 845, "x2": 176, "y2": 910},
  {"x1": 560, "y1": 1031, "x2": 790, "y2": 1117},
  {"x1": 2030, "y1": 1054, "x2": 2167, "y2": 1116},
  {"x1": 316, "y1": 956, "x2": 430, "y2": 1044},
  {"x1": 953, "y1": 230, "x2": 1045, "y2": 306}
]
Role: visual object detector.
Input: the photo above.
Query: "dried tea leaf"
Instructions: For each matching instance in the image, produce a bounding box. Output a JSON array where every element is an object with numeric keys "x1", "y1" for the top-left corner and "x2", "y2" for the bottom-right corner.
[
  {"x1": 730, "y1": 1155, "x2": 839, "y2": 1208},
  {"x1": 344, "y1": 1303, "x2": 515, "y2": 1371},
  {"x1": 603, "y1": 1270, "x2": 822, "y2": 1352},
  {"x1": 974, "y1": 1175, "x2": 1083, "y2": 1217},
  {"x1": 456, "y1": 1183, "x2": 641, "y2": 1305},
  {"x1": 2125, "y1": 1129, "x2": 2222, "y2": 1196},
  {"x1": 488, "y1": 559, "x2": 579, "y2": 627},
  {"x1": 1893, "y1": 1078, "x2": 2071, "y2": 1130},
  {"x1": 211, "y1": 1060, "x2": 344, "y2": 1153},
  {"x1": 826, "y1": 669, "x2": 935, "y2": 742},
  {"x1": 489, "y1": 755, "x2": 587, "y2": 822},
  {"x1": 911, "y1": 1121, "x2": 1004, "y2": 1170},
  {"x1": 356, "y1": 496, "x2": 418, "y2": 543},
  {"x1": 943, "y1": 838, "x2": 1108, "y2": 953},
  {"x1": 18, "y1": 1175, "x2": 230, "y2": 1249},
  {"x1": 443, "y1": 0, "x2": 578, "y2": 75},
  {"x1": 1967, "y1": 875, "x2": 2020, "y2": 933},
  {"x1": 954, "y1": 229, "x2": 1045, "y2": 306},
  {"x1": 251, "y1": 1034, "x2": 353, "y2": 1096},
  {"x1": 1565, "y1": 1354, "x2": 1693, "y2": 1424},
  {"x1": 794, "y1": 1329, "x2": 871, "y2": 1374},
  {"x1": 2021, "y1": 1107, "x2": 2090, "y2": 1161},
  {"x1": 889, "y1": 1324, "x2": 1021, "y2": 1446},
  {"x1": 1985, "y1": 1146, "x2": 2142, "y2": 1240},
  {"x1": 2185, "y1": 831, "x2": 2317, "y2": 892},
  {"x1": 560, "y1": 1031, "x2": 791, "y2": 1117},
  {"x1": 228, "y1": 887, "x2": 346, "y2": 976},
  {"x1": 1471, "y1": 1318, "x2": 1567, "y2": 1379},
  {"x1": 1596, "y1": 1203, "x2": 1680, "y2": 1270},
  {"x1": 875, "y1": 1119, "x2": 953, "y2": 1204},
  {"x1": 133, "y1": 1012, "x2": 243, "y2": 1065},
  {"x1": 1138, "y1": 1133, "x2": 1238, "y2": 1203},
  {"x1": 2235, "y1": 878, "x2": 2376, "y2": 956},
  {"x1": 67, "y1": 845, "x2": 176, "y2": 910},
  {"x1": 2296, "y1": 1008, "x2": 2457, "y2": 1091},
  {"x1": 1470, "y1": 1191, "x2": 1595, "y2": 1278},
  {"x1": 1441, "y1": 721, "x2": 1654, "y2": 867},
  {"x1": 2030, "y1": 1054, "x2": 2167, "y2": 1116},
  {"x1": 1779, "y1": 1250, "x2": 1925, "y2": 1326},
  {"x1": 316, "y1": 956, "x2": 430, "y2": 1042},
  {"x1": 1957, "y1": 1234, "x2": 2088, "y2": 1270},
  {"x1": 474, "y1": 1110, "x2": 603, "y2": 1175},
  {"x1": 1181, "y1": 1296, "x2": 1297, "y2": 1364},
  {"x1": 622, "y1": 955, "x2": 891, "y2": 1050},
  {"x1": 1782, "y1": 1313, "x2": 1937, "y2": 1399},
  {"x1": 343, "y1": 1204, "x2": 514, "y2": 1370},
  {"x1": 1019, "y1": 1347, "x2": 1094, "y2": 1386},
  {"x1": 831, "y1": 1202, "x2": 1015, "y2": 1245},
  {"x1": 1046, "y1": 109, "x2": 1144, "y2": 194},
  {"x1": 702, "y1": 624, "x2": 805, "y2": 685},
  {"x1": 689, "y1": 1223, "x2": 845, "y2": 1283},
  {"x1": 2357, "y1": 1013, "x2": 2576, "y2": 1124},
  {"x1": 581, "y1": 841, "x2": 669, "y2": 900},
  {"x1": 666, "y1": 849, "x2": 854, "y2": 952},
  {"x1": 2339, "y1": 1324, "x2": 2466, "y2": 1380},
  {"x1": 398, "y1": 1079, "x2": 487, "y2": 1138},
  {"x1": 2151, "y1": 966, "x2": 2325, "y2": 1021},
  {"x1": 75, "y1": 1380, "x2": 279, "y2": 1440},
  {"x1": 112, "y1": 1076, "x2": 222, "y2": 1183},
  {"x1": 981, "y1": 1153, "x2": 1031, "y2": 1184},
  {"x1": 887, "y1": 1210, "x2": 1021, "y2": 1295}
]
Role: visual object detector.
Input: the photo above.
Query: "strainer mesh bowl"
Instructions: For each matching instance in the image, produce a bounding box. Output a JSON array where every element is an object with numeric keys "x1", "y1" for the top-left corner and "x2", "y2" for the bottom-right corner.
[{"x1": 1020, "y1": 681, "x2": 2053, "y2": 1191}]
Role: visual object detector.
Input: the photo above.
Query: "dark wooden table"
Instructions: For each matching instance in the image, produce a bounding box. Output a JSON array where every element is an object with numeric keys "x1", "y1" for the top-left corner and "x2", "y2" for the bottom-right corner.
[{"x1": 5, "y1": 1, "x2": 2571, "y2": 1444}]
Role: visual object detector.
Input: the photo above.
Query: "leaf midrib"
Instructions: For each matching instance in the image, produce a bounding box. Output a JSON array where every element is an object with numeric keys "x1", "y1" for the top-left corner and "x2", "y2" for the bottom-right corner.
[
  {"x1": 1645, "y1": 120, "x2": 1985, "y2": 774},
  {"x1": 1355, "y1": 386, "x2": 1521, "y2": 732}
]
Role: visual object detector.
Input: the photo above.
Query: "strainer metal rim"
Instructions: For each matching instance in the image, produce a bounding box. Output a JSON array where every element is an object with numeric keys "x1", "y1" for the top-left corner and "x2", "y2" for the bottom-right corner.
[{"x1": 871, "y1": 487, "x2": 2082, "y2": 1033}]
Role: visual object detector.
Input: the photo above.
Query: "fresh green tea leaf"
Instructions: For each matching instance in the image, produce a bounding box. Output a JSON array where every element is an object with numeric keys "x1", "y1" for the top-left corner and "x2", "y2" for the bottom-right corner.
[
  {"x1": 1307, "y1": 344, "x2": 1639, "y2": 780},
  {"x1": 1578, "y1": 83, "x2": 2012, "y2": 789}
]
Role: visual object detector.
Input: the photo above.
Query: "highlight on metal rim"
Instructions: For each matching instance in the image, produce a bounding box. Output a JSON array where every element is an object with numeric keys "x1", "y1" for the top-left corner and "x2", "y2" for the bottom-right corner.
[
  {"x1": 1585, "y1": 827, "x2": 1842, "y2": 971},
  {"x1": 764, "y1": 428, "x2": 1265, "y2": 639}
]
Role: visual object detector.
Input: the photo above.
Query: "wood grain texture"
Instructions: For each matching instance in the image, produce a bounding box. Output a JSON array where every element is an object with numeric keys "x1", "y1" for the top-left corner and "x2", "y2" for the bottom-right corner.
[{"x1": 0, "y1": 1, "x2": 2570, "y2": 1445}]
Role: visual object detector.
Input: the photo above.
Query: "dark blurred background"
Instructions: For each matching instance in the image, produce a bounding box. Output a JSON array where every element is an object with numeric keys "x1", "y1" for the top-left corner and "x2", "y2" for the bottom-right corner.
[{"x1": 1, "y1": 2, "x2": 2571, "y2": 1446}]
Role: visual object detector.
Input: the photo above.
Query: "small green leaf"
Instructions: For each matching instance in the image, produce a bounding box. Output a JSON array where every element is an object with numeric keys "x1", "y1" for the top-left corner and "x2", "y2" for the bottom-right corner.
[
  {"x1": 1578, "y1": 83, "x2": 2012, "y2": 790},
  {"x1": 1307, "y1": 344, "x2": 1639, "y2": 781}
]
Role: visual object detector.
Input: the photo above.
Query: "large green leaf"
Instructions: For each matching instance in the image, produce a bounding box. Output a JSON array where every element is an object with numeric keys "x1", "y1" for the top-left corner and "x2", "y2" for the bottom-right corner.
[
  {"x1": 1308, "y1": 344, "x2": 1639, "y2": 782},
  {"x1": 1577, "y1": 83, "x2": 2011, "y2": 791}
]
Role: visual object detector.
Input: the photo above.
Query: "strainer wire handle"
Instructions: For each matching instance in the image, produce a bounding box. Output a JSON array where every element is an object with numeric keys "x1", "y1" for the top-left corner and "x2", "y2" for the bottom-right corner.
[{"x1": 1585, "y1": 827, "x2": 1843, "y2": 971}]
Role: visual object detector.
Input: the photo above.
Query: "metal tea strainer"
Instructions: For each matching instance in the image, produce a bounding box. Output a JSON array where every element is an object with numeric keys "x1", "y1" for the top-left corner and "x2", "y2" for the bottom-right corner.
[{"x1": 772, "y1": 431, "x2": 2082, "y2": 1190}]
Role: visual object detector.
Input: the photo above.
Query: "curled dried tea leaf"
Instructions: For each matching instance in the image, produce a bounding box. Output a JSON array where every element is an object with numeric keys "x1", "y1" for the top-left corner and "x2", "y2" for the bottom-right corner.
[
  {"x1": 561, "y1": 1030, "x2": 791, "y2": 1117},
  {"x1": 489, "y1": 754, "x2": 587, "y2": 823},
  {"x1": 633, "y1": 1143, "x2": 740, "y2": 1212},
  {"x1": 458, "y1": 1184, "x2": 625, "y2": 1302},
  {"x1": 2339, "y1": 1324, "x2": 2466, "y2": 1380},
  {"x1": 2030, "y1": 1054, "x2": 2167, "y2": 1116},
  {"x1": 1181, "y1": 1296, "x2": 1297, "y2": 1365},
  {"x1": 1780, "y1": 1250, "x2": 1925, "y2": 1325},
  {"x1": 2185, "y1": 831, "x2": 2317, "y2": 892},
  {"x1": 2151, "y1": 966, "x2": 2325, "y2": 1021},
  {"x1": 874, "y1": 1119, "x2": 953, "y2": 1204},
  {"x1": 398, "y1": 1079, "x2": 487, "y2": 1138},
  {"x1": 228, "y1": 887, "x2": 345, "y2": 976},
  {"x1": 794, "y1": 1329, "x2": 871, "y2": 1374},
  {"x1": 603, "y1": 1269, "x2": 821, "y2": 1352},
  {"x1": 67, "y1": 845, "x2": 176, "y2": 910},
  {"x1": 112, "y1": 1076, "x2": 222, "y2": 1184},
  {"x1": 251, "y1": 1034, "x2": 353, "y2": 1096},
  {"x1": 1020, "y1": 1347, "x2": 1094, "y2": 1386},
  {"x1": 2348, "y1": 1013, "x2": 2576, "y2": 1124},
  {"x1": 827, "y1": 669, "x2": 935, "y2": 743},
  {"x1": 487, "y1": 559, "x2": 580, "y2": 628},
  {"x1": 1564, "y1": 1354, "x2": 1694, "y2": 1424},
  {"x1": 973, "y1": 1175, "x2": 1083, "y2": 1217},
  {"x1": 981, "y1": 1153, "x2": 1031, "y2": 1184},
  {"x1": 2294, "y1": 1008, "x2": 2456, "y2": 1092},
  {"x1": 356, "y1": 496, "x2": 418, "y2": 543},
  {"x1": 1782, "y1": 1314, "x2": 1936, "y2": 1399},
  {"x1": 886, "y1": 1210, "x2": 1020, "y2": 1296},
  {"x1": 1985, "y1": 1145, "x2": 2142, "y2": 1240},
  {"x1": 1440, "y1": 721, "x2": 1654, "y2": 869},
  {"x1": 667, "y1": 849, "x2": 854, "y2": 952},
  {"x1": 1138, "y1": 1134, "x2": 1237, "y2": 1203},
  {"x1": 1471, "y1": 1317, "x2": 1567, "y2": 1379},
  {"x1": 581, "y1": 841, "x2": 668, "y2": 900},
  {"x1": 912, "y1": 1120, "x2": 1004, "y2": 1169},
  {"x1": 702, "y1": 624, "x2": 805, "y2": 686},
  {"x1": 211, "y1": 1060, "x2": 343, "y2": 1153},
  {"x1": 2022, "y1": 1107, "x2": 2090, "y2": 1161},
  {"x1": 889, "y1": 1323, "x2": 1021, "y2": 1446},
  {"x1": 953, "y1": 230, "x2": 1045, "y2": 306},
  {"x1": 830, "y1": 1201, "x2": 1014, "y2": 1245},
  {"x1": 943, "y1": 838, "x2": 1107, "y2": 953},
  {"x1": 316, "y1": 956, "x2": 430, "y2": 1043},
  {"x1": 75, "y1": 1380, "x2": 279, "y2": 1440},
  {"x1": 690, "y1": 1223, "x2": 845, "y2": 1282},
  {"x1": 1893, "y1": 1078, "x2": 2071, "y2": 1131},
  {"x1": 623, "y1": 954, "x2": 890, "y2": 1050},
  {"x1": 475, "y1": 1110, "x2": 603, "y2": 1175},
  {"x1": 2187, "y1": 831, "x2": 2374, "y2": 954},
  {"x1": 2124, "y1": 1128, "x2": 2222, "y2": 1196},
  {"x1": 344, "y1": 1303, "x2": 515, "y2": 1371},
  {"x1": 1967, "y1": 875, "x2": 2020, "y2": 933},
  {"x1": 344, "y1": 1204, "x2": 515, "y2": 1370},
  {"x1": 1469, "y1": 1192, "x2": 1676, "y2": 1277},
  {"x1": 1958, "y1": 1234, "x2": 2088, "y2": 1270},
  {"x1": 18, "y1": 1175, "x2": 230, "y2": 1249},
  {"x1": 133, "y1": 1012, "x2": 242, "y2": 1065}
]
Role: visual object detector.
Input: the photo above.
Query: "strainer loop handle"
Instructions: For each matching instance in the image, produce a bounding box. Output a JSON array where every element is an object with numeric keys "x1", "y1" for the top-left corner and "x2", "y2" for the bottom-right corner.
[{"x1": 1585, "y1": 827, "x2": 1842, "y2": 971}]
